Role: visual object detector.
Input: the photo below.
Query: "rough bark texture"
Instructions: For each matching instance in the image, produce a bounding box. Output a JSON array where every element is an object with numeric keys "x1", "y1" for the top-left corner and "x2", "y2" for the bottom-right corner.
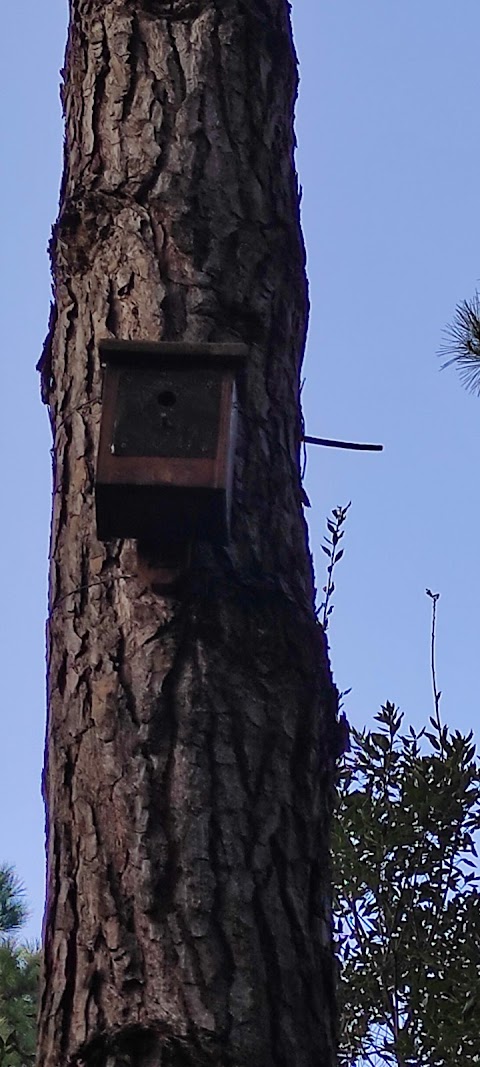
[{"x1": 38, "y1": 2, "x2": 339, "y2": 1065}]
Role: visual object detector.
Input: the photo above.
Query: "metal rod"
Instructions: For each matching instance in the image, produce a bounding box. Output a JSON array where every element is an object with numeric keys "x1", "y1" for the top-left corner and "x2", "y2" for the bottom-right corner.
[{"x1": 303, "y1": 435, "x2": 383, "y2": 452}]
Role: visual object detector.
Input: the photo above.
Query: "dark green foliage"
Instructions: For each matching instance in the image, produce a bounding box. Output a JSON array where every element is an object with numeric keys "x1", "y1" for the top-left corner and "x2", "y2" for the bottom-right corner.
[
  {"x1": 0, "y1": 866, "x2": 39, "y2": 1067},
  {"x1": 334, "y1": 702, "x2": 480, "y2": 1066},
  {"x1": 0, "y1": 871, "x2": 27, "y2": 941},
  {"x1": 0, "y1": 946, "x2": 39, "y2": 1067},
  {"x1": 439, "y1": 291, "x2": 480, "y2": 394},
  {"x1": 320, "y1": 511, "x2": 480, "y2": 1065}
]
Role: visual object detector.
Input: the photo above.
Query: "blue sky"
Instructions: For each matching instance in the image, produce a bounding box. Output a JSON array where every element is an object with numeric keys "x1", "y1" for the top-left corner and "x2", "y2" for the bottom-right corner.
[{"x1": 1, "y1": 1, "x2": 480, "y2": 940}]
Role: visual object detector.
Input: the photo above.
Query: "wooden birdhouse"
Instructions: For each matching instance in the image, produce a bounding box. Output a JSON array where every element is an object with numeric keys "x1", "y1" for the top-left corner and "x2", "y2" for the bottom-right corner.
[{"x1": 95, "y1": 340, "x2": 247, "y2": 543}]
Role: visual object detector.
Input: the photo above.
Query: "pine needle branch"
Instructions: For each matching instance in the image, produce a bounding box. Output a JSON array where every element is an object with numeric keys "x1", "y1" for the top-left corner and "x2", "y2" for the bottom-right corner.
[{"x1": 439, "y1": 292, "x2": 480, "y2": 394}]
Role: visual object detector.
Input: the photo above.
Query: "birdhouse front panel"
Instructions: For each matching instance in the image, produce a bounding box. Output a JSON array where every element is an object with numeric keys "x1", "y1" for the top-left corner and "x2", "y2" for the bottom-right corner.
[
  {"x1": 112, "y1": 366, "x2": 223, "y2": 459},
  {"x1": 95, "y1": 341, "x2": 247, "y2": 543}
]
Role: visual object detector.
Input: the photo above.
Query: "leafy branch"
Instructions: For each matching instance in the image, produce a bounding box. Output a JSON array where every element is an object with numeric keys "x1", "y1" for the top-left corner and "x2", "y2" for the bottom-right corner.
[
  {"x1": 330, "y1": 560, "x2": 480, "y2": 1066},
  {"x1": 0, "y1": 866, "x2": 39, "y2": 1067},
  {"x1": 319, "y1": 503, "x2": 350, "y2": 629}
]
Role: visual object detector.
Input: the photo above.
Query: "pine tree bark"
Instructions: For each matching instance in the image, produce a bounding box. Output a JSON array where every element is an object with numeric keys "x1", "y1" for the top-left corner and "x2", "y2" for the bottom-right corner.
[{"x1": 38, "y1": 2, "x2": 339, "y2": 1065}]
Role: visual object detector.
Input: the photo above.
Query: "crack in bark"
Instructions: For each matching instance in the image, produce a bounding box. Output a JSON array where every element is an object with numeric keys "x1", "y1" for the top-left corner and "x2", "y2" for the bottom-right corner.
[
  {"x1": 121, "y1": 13, "x2": 141, "y2": 123},
  {"x1": 205, "y1": 680, "x2": 236, "y2": 1039},
  {"x1": 250, "y1": 883, "x2": 286, "y2": 1067}
]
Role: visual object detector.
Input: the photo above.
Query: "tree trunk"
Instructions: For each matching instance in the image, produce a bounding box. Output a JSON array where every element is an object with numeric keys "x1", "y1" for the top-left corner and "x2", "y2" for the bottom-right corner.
[{"x1": 38, "y1": 2, "x2": 339, "y2": 1065}]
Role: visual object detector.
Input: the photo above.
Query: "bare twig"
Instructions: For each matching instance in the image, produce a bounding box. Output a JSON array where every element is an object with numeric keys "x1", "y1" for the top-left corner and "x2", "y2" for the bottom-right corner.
[
  {"x1": 304, "y1": 435, "x2": 383, "y2": 452},
  {"x1": 426, "y1": 589, "x2": 443, "y2": 744},
  {"x1": 51, "y1": 574, "x2": 135, "y2": 612},
  {"x1": 54, "y1": 397, "x2": 102, "y2": 437}
]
